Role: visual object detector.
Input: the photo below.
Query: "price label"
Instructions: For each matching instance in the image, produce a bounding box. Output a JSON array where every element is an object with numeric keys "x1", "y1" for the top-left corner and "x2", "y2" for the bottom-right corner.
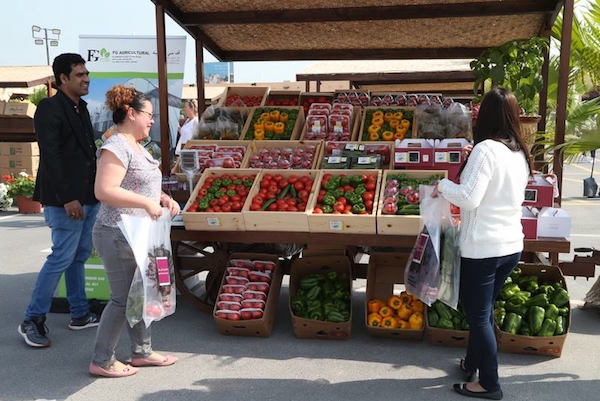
[
  {"x1": 333, "y1": 126, "x2": 344, "y2": 134},
  {"x1": 206, "y1": 217, "x2": 221, "y2": 226},
  {"x1": 327, "y1": 156, "x2": 342, "y2": 163},
  {"x1": 422, "y1": 154, "x2": 430, "y2": 162},
  {"x1": 329, "y1": 220, "x2": 344, "y2": 231},
  {"x1": 435, "y1": 152, "x2": 448, "y2": 163},
  {"x1": 358, "y1": 156, "x2": 373, "y2": 164},
  {"x1": 345, "y1": 143, "x2": 358, "y2": 151},
  {"x1": 395, "y1": 152, "x2": 407, "y2": 163}
]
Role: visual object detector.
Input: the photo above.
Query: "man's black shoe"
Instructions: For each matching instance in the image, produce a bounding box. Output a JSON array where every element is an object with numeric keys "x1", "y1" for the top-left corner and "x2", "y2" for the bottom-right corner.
[
  {"x1": 18, "y1": 317, "x2": 50, "y2": 348},
  {"x1": 68, "y1": 313, "x2": 100, "y2": 330}
]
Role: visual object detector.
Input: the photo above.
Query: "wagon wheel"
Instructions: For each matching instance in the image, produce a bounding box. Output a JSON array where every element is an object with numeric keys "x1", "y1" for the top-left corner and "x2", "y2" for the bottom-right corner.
[{"x1": 172, "y1": 240, "x2": 230, "y2": 313}]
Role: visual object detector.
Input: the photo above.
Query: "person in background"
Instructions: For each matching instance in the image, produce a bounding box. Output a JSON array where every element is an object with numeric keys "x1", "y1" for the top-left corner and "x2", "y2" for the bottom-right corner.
[
  {"x1": 175, "y1": 99, "x2": 198, "y2": 155},
  {"x1": 19, "y1": 53, "x2": 100, "y2": 348},
  {"x1": 432, "y1": 87, "x2": 533, "y2": 400},
  {"x1": 89, "y1": 85, "x2": 179, "y2": 378}
]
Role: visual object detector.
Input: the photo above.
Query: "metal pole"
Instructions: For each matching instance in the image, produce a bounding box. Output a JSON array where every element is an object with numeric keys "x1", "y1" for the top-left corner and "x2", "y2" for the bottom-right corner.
[
  {"x1": 554, "y1": 0, "x2": 574, "y2": 204},
  {"x1": 44, "y1": 28, "x2": 50, "y2": 65}
]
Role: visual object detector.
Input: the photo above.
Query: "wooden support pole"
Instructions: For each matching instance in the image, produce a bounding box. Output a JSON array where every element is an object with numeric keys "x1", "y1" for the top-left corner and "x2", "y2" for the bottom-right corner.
[
  {"x1": 196, "y1": 38, "x2": 206, "y2": 116},
  {"x1": 155, "y1": 3, "x2": 170, "y2": 176},
  {"x1": 316, "y1": 80, "x2": 321, "y2": 92},
  {"x1": 305, "y1": 80, "x2": 310, "y2": 92},
  {"x1": 536, "y1": 40, "x2": 550, "y2": 172},
  {"x1": 553, "y1": 0, "x2": 574, "y2": 204}
]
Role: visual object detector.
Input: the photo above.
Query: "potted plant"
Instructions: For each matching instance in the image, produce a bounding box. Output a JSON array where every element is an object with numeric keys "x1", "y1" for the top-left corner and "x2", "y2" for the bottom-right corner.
[
  {"x1": 3, "y1": 172, "x2": 41, "y2": 214},
  {"x1": 470, "y1": 38, "x2": 549, "y2": 149}
]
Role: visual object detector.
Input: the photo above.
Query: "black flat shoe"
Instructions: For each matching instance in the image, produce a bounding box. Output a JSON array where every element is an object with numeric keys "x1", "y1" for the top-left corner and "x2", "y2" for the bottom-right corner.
[
  {"x1": 453, "y1": 383, "x2": 503, "y2": 400},
  {"x1": 460, "y1": 359, "x2": 477, "y2": 382}
]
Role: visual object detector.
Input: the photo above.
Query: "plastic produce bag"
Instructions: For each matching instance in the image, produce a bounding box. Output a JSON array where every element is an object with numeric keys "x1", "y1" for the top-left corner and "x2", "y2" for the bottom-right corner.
[
  {"x1": 445, "y1": 102, "x2": 473, "y2": 140},
  {"x1": 404, "y1": 185, "x2": 444, "y2": 306},
  {"x1": 119, "y1": 209, "x2": 176, "y2": 328},
  {"x1": 437, "y1": 209, "x2": 461, "y2": 310},
  {"x1": 417, "y1": 103, "x2": 445, "y2": 140}
]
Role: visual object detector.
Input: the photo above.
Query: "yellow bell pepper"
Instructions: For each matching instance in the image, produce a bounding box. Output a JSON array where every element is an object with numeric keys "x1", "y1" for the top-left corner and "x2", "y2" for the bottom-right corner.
[
  {"x1": 397, "y1": 320, "x2": 409, "y2": 329},
  {"x1": 368, "y1": 313, "x2": 383, "y2": 327},
  {"x1": 393, "y1": 111, "x2": 404, "y2": 120},
  {"x1": 279, "y1": 112, "x2": 289, "y2": 122},
  {"x1": 381, "y1": 316, "x2": 398, "y2": 329},
  {"x1": 378, "y1": 306, "x2": 393, "y2": 318},
  {"x1": 400, "y1": 119, "x2": 411, "y2": 129},
  {"x1": 382, "y1": 131, "x2": 394, "y2": 141},
  {"x1": 274, "y1": 122, "x2": 285, "y2": 135},
  {"x1": 384, "y1": 111, "x2": 394, "y2": 122},
  {"x1": 254, "y1": 122, "x2": 265, "y2": 131},
  {"x1": 394, "y1": 131, "x2": 406, "y2": 141},
  {"x1": 264, "y1": 121, "x2": 275, "y2": 133},
  {"x1": 371, "y1": 117, "x2": 384, "y2": 127},
  {"x1": 260, "y1": 112, "x2": 270, "y2": 121},
  {"x1": 368, "y1": 299, "x2": 385, "y2": 314},
  {"x1": 396, "y1": 126, "x2": 408, "y2": 137},
  {"x1": 387, "y1": 295, "x2": 403, "y2": 310},
  {"x1": 397, "y1": 303, "x2": 413, "y2": 321},
  {"x1": 411, "y1": 300, "x2": 425, "y2": 313},
  {"x1": 389, "y1": 119, "x2": 400, "y2": 128},
  {"x1": 254, "y1": 128, "x2": 265, "y2": 140},
  {"x1": 368, "y1": 124, "x2": 381, "y2": 134},
  {"x1": 372, "y1": 110, "x2": 384, "y2": 119},
  {"x1": 269, "y1": 110, "x2": 280, "y2": 121},
  {"x1": 408, "y1": 312, "x2": 424, "y2": 330},
  {"x1": 369, "y1": 131, "x2": 380, "y2": 141}
]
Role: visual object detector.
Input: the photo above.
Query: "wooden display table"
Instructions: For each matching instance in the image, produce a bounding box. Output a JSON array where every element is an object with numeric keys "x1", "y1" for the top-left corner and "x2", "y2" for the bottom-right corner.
[{"x1": 170, "y1": 227, "x2": 570, "y2": 313}]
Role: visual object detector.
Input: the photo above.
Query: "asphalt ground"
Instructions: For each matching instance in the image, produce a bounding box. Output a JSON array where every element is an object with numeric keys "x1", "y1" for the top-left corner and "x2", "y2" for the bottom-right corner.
[{"x1": 0, "y1": 159, "x2": 599, "y2": 401}]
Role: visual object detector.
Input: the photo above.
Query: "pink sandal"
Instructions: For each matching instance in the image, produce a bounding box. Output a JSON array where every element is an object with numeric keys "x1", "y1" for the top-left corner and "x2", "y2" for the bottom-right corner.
[
  {"x1": 89, "y1": 362, "x2": 139, "y2": 378},
  {"x1": 131, "y1": 354, "x2": 178, "y2": 367}
]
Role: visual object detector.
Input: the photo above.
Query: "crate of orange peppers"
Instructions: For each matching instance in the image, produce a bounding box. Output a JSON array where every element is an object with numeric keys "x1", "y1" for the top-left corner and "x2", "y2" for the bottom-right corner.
[{"x1": 365, "y1": 252, "x2": 425, "y2": 340}]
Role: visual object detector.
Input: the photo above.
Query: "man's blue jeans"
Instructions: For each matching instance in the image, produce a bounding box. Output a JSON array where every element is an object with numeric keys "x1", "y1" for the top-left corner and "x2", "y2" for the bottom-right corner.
[{"x1": 25, "y1": 203, "x2": 100, "y2": 320}]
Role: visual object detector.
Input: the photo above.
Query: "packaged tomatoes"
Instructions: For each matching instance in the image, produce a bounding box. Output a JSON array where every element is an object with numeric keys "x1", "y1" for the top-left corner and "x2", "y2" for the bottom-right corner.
[
  {"x1": 253, "y1": 260, "x2": 276, "y2": 273},
  {"x1": 240, "y1": 308, "x2": 264, "y2": 320},
  {"x1": 248, "y1": 271, "x2": 271, "y2": 283},
  {"x1": 222, "y1": 284, "x2": 246, "y2": 294},
  {"x1": 216, "y1": 301, "x2": 242, "y2": 311},
  {"x1": 229, "y1": 259, "x2": 254, "y2": 268},
  {"x1": 241, "y1": 299, "x2": 266, "y2": 310},
  {"x1": 242, "y1": 290, "x2": 267, "y2": 300},
  {"x1": 218, "y1": 293, "x2": 243, "y2": 303},
  {"x1": 226, "y1": 267, "x2": 250, "y2": 278},
  {"x1": 247, "y1": 282, "x2": 270, "y2": 293},
  {"x1": 215, "y1": 309, "x2": 241, "y2": 320},
  {"x1": 224, "y1": 275, "x2": 249, "y2": 286}
]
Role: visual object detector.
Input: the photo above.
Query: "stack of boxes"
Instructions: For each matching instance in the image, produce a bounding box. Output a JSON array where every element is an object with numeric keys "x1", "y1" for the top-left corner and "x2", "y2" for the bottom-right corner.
[{"x1": 0, "y1": 142, "x2": 39, "y2": 178}]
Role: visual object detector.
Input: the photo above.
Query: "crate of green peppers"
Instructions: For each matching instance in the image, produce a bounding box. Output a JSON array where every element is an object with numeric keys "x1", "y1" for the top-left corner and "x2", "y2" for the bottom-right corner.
[
  {"x1": 494, "y1": 264, "x2": 570, "y2": 358},
  {"x1": 426, "y1": 300, "x2": 470, "y2": 348},
  {"x1": 289, "y1": 255, "x2": 352, "y2": 340}
]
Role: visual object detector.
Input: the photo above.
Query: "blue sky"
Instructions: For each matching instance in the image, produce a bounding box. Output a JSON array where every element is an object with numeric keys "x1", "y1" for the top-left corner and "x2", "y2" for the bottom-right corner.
[{"x1": 0, "y1": 0, "x2": 312, "y2": 84}]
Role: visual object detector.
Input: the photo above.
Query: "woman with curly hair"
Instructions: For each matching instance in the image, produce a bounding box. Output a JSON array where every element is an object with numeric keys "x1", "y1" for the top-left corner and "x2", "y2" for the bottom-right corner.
[{"x1": 89, "y1": 85, "x2": 179, "y2": 378}]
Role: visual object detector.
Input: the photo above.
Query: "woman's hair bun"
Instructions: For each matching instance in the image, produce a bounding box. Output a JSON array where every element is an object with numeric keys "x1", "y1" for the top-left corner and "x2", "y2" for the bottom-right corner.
[{"x1": 105, "y1": 85, "x2": 136, "y2": 112}]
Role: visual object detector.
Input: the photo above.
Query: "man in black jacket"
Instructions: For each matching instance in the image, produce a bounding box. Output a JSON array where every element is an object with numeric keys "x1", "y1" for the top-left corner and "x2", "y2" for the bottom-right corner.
[{"x1": 18, "y1": 53, "x2": 100, "y2": 348}]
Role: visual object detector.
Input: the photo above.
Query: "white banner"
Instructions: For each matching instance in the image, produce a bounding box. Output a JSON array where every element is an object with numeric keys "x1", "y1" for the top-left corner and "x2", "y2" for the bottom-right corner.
[{"x1": 79, "y1": 35, "x2": 186, "y2": 156}]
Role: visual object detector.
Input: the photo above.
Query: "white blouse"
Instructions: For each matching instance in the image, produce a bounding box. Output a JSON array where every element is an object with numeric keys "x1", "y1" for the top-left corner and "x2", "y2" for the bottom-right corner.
[{"x1": 175, "y1": 117, "x2": 198, "y2": 155}]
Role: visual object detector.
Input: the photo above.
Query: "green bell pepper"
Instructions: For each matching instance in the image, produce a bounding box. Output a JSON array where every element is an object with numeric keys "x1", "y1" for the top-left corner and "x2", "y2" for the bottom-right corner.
[
  {"x1": 322, "y1": 194, "x2": 336, "y2": 206},
  {"x1": 550, "y1": 288, "x2": 569, "y2": 307},
  {"x1": 351, "y1": 203, "x2": 366, "y2": 214},
  {"x1": 494, "y1": 307, "x2": 506, "y2": 327},
  {"x1": 505, "y1": 302, "x2": 528, "y2": 316},
  {"x1": 508, "y1": 291, "x2": 531, "y2": 305},
  {"x1": 322, "y1": 205, "x2": 334, "y2": 214},
  {"x1": 545, "y1": 304, "x2": 559, "y2": 321},
  {"x1": 340, "y1": 176, "x2": 351, "y2": 186},
  {"x1": 525, "y1": 293, "x2": 549, "y2": 308},
  {"x1": 510, "y1": 266, "x2": 521, "y2": 281},
  {"x1": 554, "y1": 316, "x2": 567, "y2": 335},
  {"x1": 434, "y1": 301, "x2": 453, "y2": 321},
  {"x1": 494, "y1": 300, "x2": 506, "y2": 309},
  {"x1": 350, "y1": 175, "x2": 363, "y2": 187},
  {"x1": 428, "y1": 309, "x2": 440, "y2": 327},
  {"x1": 535, "y1": 284, "x2": 555, "y2": 296},
  {"x1": 500, "y1": 283, "x2": 521, "y2": 301},
  {"x1": 437, "y1": 318, "x2": 454, "y2": 330},
  {"x1": 538, "y1": 318, "x2": 557, "y2": 337},
  {"x1": 502, "y1": 312, "x2": 522, "y2": 334},
  {"x1": 354, "y1": 186, "x2": 366, "y2": 196},
  {"x1": 528, "y1": 305, "x2": 545, "y2": 334},
  {"x1": 518, "y1": 320, "x2": 532, "y2": 336},
  {"x1": 558, "y1": 306, "x2": 569, "y2": 316}
]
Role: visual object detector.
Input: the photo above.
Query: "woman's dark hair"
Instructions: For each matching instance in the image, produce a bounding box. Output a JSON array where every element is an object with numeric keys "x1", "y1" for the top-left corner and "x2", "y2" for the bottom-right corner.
[
  {"x1": 460, "y1": 87, "x2": 534, "y2": 175},
  {"x1": 52, "y1": 53, "x2": 86, "y2": 86},
  {"x1": 105, "y1": 85, "x2": 151, "y2": 124}
]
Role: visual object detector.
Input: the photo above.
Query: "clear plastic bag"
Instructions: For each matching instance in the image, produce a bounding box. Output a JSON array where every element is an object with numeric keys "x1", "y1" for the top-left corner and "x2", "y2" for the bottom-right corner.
[
  {"x1": 437, "y1": 210, "x2": 461, "y2": 310},
  {"x1": 119, "y1": 209, "x2": 176, "y2": 328},
  {"x1": 417, "y1": 103, "x2": 446, "y2": 140},
  {"x1": 404, "y1": 185, "x2": 443, "y2": 306},
  {"x1": 445, "y1": 102, "x2": 473, "y2": 140}
]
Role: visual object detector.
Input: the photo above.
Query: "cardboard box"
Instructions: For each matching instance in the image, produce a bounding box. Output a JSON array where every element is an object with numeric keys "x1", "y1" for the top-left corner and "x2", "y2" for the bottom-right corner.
[
  {"x1": 433, "y1": 138, "x2": 470, "y2": 182},
  {"x1": 523, "y1": 174, "x2": 555, "y2": 208},
  {"x1": 241, "y1": 106, "x2": 305, "y2": 141},
  {"x1": 521, "y1": 207, "x2": 538, "y2": 240},
  {"x1": 2, "y1": 102, "x2": 36, "y2": 118},
  {"x1": 289, "y1": 255, "x2": 352, "y2": 340},
  {"x1": 377, "y1": 170, "x2": 447, "y2": 235},
  {"x1": 496, "y1": 264, "x2": 570, "y2": 358},
  {"x1": 217, "y1": 86, "x2": 269, "y2": 107},
  {"x1": 394, "y1": 138, "x2": 435, "y2": 169},
  {"x1": 537, "y1": 207, "x2": 571, "y2": 238},
  {"x1": 307, "y1": 169, "x2": 382, "y2": 235},
  {"x1": 181, "y1": 168, "x2": 260, "y2": 231},
  {"x1": 365, "y1": 252, "x2": 424, "y2": 340},
  {"x1": 0, "y1": 154, "x2": 39, "y2": 170},
  {"x1": 242, "y1": 169, "x2": 319, "y2": 232},
  {"x1": 0, "y1": 142, "x2": 39, "y2": 156},
  {"x1": 213, "y1": 253, "x2": 282, "y2": 337},
  {"x1": 56, "y1": 254, "x2": 110, "y2": 301}
]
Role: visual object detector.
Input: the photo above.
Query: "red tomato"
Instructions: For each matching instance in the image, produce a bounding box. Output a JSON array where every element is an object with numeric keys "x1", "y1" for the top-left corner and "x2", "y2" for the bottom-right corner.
[
  {"x1": 287, "y1": 175, "x2": 298, "y2": 184},
  {"x1": 365, "y1": 182, "x2": 376, "y2": 191},
  {"x1": 298, "y1": 190, "x2": 309, "y2": 201},
  {"x1": 297, "y1": 203, "x2": 307, "y2": 211},
  {"x1": 268, "y1": 184, "x2": 279, "y2": 193},
  {"x1": 344, "y1": 205, "x2": 352, "y2": 214},
  {"x1": 338, "y1": 197, "x2": 347, "y2": 205},
  {"x1": 288, "y1": 206, "x2": 298, "y2": 212},
  {"x1": 334, "y1": 201, "x2": 345, "y2": 213},
  {"x1": 198, "y1": 188, "x2": 208, "y2": 196},
  {"x1": 278, "y1": 179, "x2": 289, "y2": 189},
  {"x1": 231, "y1": 201, "x2": 242, "y2": 212},
  {"x1": 313, "y1": 207, "x2": 323, "y2": 214},
  {"x1": 253, "y1": 195, "x2": 264, "y2": 204},
  {"x1": 206, "y1": 208, "x2": 214, "y2": 212},
  {"x1": 365, "y1": 200, "x2": 373, "y2": 211},
  {"x1": 363, "y1": 192, "x2": 374, "y2": 202},
  {"x1": 274, "y1": 174, "x2": 283, "y2": 182},
  {"x1": 266, "y1": 192, "x2": 277, "y2": 199},
  {"x1": 250, "y1": 203, "x2": 261, "y2": 211},
  {"x1": 231, "y1": 194, "x2": 241, "y2": 202},
  {"x1": 213, "y1": 206, "x2": 221, "y2": 212},
  {"x1": 268, "y1": 203, "x2": 279, "y2": 211},
  {"x1": 294, "y1": 181, "x2": 304, "y2": 191},
  {"x1": 221, "y1": 203, "x2": 232, "y2": 212},
  {"x1": 343, "y1": 185, "x2": 354, "y2": 192}
]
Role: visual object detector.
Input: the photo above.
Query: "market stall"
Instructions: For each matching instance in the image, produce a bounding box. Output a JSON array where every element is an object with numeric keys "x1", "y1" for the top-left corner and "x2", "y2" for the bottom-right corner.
[{"x1": 151, "y1": 0, "x2": 574, "y2": 346}]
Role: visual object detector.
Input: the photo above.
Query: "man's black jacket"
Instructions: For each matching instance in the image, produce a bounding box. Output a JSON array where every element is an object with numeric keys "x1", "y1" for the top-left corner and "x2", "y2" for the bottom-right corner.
[{"x1": 33, "y1": 89, "x2": 98, "y2": 206}]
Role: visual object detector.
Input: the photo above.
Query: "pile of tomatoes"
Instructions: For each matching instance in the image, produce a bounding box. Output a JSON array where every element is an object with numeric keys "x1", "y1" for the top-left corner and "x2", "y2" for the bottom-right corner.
[
  {"x1": 225, "y1": 94, "x2": 263, "y2": 107},
  {"x1": 248, "y1": 173, "x2": 313, "y2": 212}
]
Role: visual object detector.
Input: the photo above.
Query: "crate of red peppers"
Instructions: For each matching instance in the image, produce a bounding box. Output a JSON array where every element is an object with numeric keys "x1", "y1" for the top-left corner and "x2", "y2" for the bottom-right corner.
[
  {"x1": 308, "y1": 170, "x2": 381, "y2": 234},
  {"x1": 182, "y1": 169, "x2": 259, "y2": 231},
  {"x1": 242, "y1": 169, "x2": 319, "y2": 231},
  {"x1": 218, "y1": 86, "x2": 268, "y2": 107},
  {"x1": 266, "y1": 90, "x2": 300, "y2": 106},
  {"x1": 213, "y1": 254, "x2": 282, "y2": 337},
  {"x1": 377, "y1": 170, "x2": 446, "y2": 235}
]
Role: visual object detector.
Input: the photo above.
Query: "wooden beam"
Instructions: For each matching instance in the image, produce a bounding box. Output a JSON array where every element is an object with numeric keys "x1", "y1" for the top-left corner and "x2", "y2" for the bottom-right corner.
[
  {"x1": 535, "y1": 38, "x2": 551, "y2": 172},
  {"x1": 297, "y1": 70, "x2": 476, "y2": 85},
  {"x1": 155, "y1": 3, "x2": 170, "y2": 176},
  {"x1": 181, "y1": 1, "x2": 556, "y2": 25},
  {"x1": 223, "y1": 47, "x2": 488, "y2": 61},
  {"x1": 554, "y1": 0, "x2": 574, "y2": 204},
  {"x1": 195, "y1": 39, "x2": 206, "y2": 116}
]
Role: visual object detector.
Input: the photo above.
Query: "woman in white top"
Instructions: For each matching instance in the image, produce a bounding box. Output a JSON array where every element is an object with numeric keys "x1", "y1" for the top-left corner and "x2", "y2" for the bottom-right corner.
[
  {"x1": 433, "y1": 88, "x2": 533, "y2": 400},
  {"x1": 175, "y1": 99, "x2": 198, "y2": 155}
]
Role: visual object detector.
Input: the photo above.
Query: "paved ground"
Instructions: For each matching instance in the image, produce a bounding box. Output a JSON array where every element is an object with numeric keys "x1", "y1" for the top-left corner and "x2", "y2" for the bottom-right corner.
[{"x1": 1, "y1": 160, "x2": 599, "y2": 401}]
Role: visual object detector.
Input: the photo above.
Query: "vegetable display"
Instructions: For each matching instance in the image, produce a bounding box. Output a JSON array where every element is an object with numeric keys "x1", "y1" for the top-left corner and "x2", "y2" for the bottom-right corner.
[
  {"x1": 247, "y1": 144, "x2": 317, "y2": 169},
  {"x1": 381, "y1": 173, "x2": 443, "y2": 215},
  {"x1": 362, "y1": 108, "x2": 415, "y2": 141},
  {"x1": 248, "y1": 173, "x2": 313, "y2": 212},
  {"x1": 494, "y1": 267, "x2": 569, "y2": 336},
  {"x1": 312, "y1": 173, "x2": 377, "y2": 215},
  {"x1": 185, "y1": 144, "x2": 246, "y2": 172},
  {"x1": 367, "y1": 292, "x2": 425, "y2": 330},
  {"x1": 187, "y1": 173, "x2": 256, "y2": 213},
  {"x1": 247, "y1": 107, "x2": 300, "y2": 140},
  {"x1": 291, "y1": 271, "x2": 351, "y2": 322},
  {"x1": 304, "y1": 103, "x2": 354, "y2": 141}
]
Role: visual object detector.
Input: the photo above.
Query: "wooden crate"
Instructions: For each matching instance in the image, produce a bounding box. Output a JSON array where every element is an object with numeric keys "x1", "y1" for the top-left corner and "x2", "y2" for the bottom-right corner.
[
  {"x1": 217, "y1": 86, "x2": 269, "y2": 107},
  {"x1": 266, "y1": 90, "x2": 301, "y2": 106},
  {"x1": 365, "y1": 252, "x2": 424, "y2": 340},
  {"x1": 240, "y1": 106, "x2": 305, "y2": 141},
  {"x1": 241, "y1": 169, "x2": 319, "y2": 232},
  {"x1": 171, "y1": 139, "x2": 252, "y2": 183},
  {"x1": 376, "y1": 170, "x2": 447, "y2": 235},
  {"x1": 359, "y1": 106, "x2": 417, "y2": 142},
  {"x1": 333, "y1": 89, "x2": 371, "y2": 107},
  {"x1": 307, "y1": 169, "x2": 382, "y2": 234},
  {"x1": 243, "y1": 140, "x2": 323, "y2": 170},
  {"x1": 289, "y1": 255, "x2": 353, "y2": 340},
  {"x1": 182, "y1": 168, "x2": 260, "y2": 231},
  {"x1": 299, "y1": 106, "x2": 361, "y2": 142},
  {"x1": 320, "y1": 141, "x2": 394, "y2": 170},
  {"x1": 299, "y1": 92, "x2": 334, "y2": 113}
]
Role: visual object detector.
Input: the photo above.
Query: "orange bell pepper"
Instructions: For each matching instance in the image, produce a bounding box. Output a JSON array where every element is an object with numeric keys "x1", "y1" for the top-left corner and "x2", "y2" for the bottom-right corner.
[
  {"x1": 260, "y1": 112, "x2": 270, "y2": 121},
  {"x1": 368, "y1": 299, "x2": 385, "y2": 314},
  {"x1": 368, "y1": 313, "x2": 383, "y2": 327},
  {"x1": 409, "y1": 312, "x2": 424, "y2": 330},
  {"x1": 397, "y1": 303, "x2": 412, "y2": 321},
  {"x1": 400, "y1": 291, "x2": 412, "y2": 305},
  {"x1": 254, "y1": 122, "x2": 265, "y2": 131},
  {"x1": 369, "y1": 131, "x2": 380, "y2": 141},
  {"x1": 393, "y1": 111, "x2": 404, "y2": 120},
  {"x1": 382, "y1": 131, "x2": 394, "y2": 141},
  {"x1": 389, "y1": 119, "x2": 400, "y2": 128},
  {"x1": 279, "y1": 112, "x2": 289, "y2": 122},
  {"x1": 274, "y1": 122, "x2": 285, "y2": 135},
  {"x1": 368, "y1": 124, "x2": 381, "y2": 134},
  {"x1": 400, "y1": 119, "x2": 411, "y2": 129},
  {"x1": 411, "y1": 300, "x2": 425, "y2": 313},
  {"x1": 254, "y1": 128, "x2": 265, "y2": 140},
  {"x1": 372, "y1": 110, "x2": 384, "y2": 119},
  {"x1": 372, "y1": 117, "x2": 384, "y2": 127},
  {"x1": 384, "y1": 111, "x2": 394, "y2": 122},
  {"x1": 382, "y1": 316, "x2": 398, "y2": 329},
  {"x1": 264, "y1": 121, "x2": 274, "y2": 133},
  {"x1": 378, "y1": 306, "x2": 393, "y2": 318},
  {"x1": 394, "y1": 131, "x2": 406, "y2": 140},
  {"x1": 387, "y1": 295, "x2": 403, "y2": 310},
  {"x1": 397, "y1": 320, "x2": 409, "y2": 329},
  {"x1": 269, "y1": 110, "x2": 280, "y2": 121}
]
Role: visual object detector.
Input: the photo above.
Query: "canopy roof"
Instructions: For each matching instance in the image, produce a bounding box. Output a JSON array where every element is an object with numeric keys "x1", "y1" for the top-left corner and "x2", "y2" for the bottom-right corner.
[
  {"x1": 0, "y1": 66, "x2": 54, "y2": 88},
  {"x1": 159, "y1": 0, "x2": 562, "y2": 61}
]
